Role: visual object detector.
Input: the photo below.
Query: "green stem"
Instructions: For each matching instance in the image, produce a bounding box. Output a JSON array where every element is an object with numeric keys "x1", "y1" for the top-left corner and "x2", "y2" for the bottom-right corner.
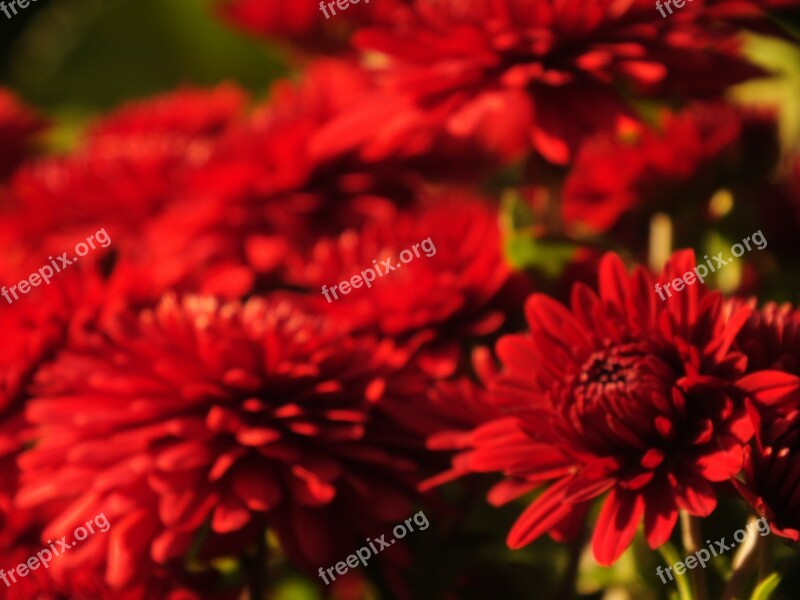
[
  {"x1": 758, "y1": 529, "x2": 774, "y2": 581},
  {"x1": 555, "y1": 529, "x2": 586, "y2": 600},
  {"x1": 681, "y1": 512, "x2": 709, "y2": 600},
  {"x1": 658, "y1": 541, "x2": 695, "y2": 600},
  {"x1": 722, "y1": 516, "x2": 760, "y2": 600}
]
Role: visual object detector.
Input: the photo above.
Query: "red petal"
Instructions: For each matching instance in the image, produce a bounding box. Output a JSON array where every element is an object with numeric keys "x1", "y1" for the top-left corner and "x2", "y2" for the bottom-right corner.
[
  {"x1": 592, "y1": 488, "x2": 644, "y2": 566},
  {"x1": 739, "y1": 371, "x2": 800, "y2": 405},
  {"x1": 671, "y1": 475, "x2": 717, "y2": 517},
  {"x1": 212, "y1": 496, "x2": 251, "y2": 533},
  {"x1": 643, "y1": 483, "x2": 679, "y2": 549},
  {"x1": 695, "y1": 440, "x2": 744, "y2": 482},
  {"x1": 507, "y1": 477, "x2": 576, "y2": 549}
]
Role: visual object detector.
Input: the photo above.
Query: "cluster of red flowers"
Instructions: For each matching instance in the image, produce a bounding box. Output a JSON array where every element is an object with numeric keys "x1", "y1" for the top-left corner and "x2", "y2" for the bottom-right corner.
[{"x1": 2, "y1": 0, "x2": 800, "y2": 597}]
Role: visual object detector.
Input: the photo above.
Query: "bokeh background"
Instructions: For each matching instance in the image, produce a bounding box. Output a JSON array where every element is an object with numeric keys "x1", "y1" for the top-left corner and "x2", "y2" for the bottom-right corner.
[{"x1": 3, "y1": 2, "x2": 800, "y2": 599}]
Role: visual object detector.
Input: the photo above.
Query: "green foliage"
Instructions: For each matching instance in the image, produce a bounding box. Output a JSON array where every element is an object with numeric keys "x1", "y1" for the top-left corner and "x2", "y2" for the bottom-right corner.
[
  {"x1": 751, "y1": 572, "x2": 782, "y2": 600},
  {"x1": 4, "y1": 0, "x2": 284, "y2": 113}
]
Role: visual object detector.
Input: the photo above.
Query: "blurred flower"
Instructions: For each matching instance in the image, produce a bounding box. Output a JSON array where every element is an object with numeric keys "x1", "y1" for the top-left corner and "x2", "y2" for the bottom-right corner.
[
  {"x1": 17, "y1": 294, "x2": 440, "y2": 589},
  {"x1": 429, "y1": 251, "x2": 758, "y2": 565},
  {"x1": 216, "y1": 0, "x2": 412, "y2": 50},
  {"x1": 563, "y1": 103, "x2": 779, "y2": 233},
  {"x1": 727, "y1": 302, "x2": 800, "y2": 539},
  {"x1": 87, "y1": 84, "x2": 247, "y2": 143},
  {"x1": 287, "y1": 195, "x2": 527, "y2": 377},
  {"x1": 734, "y1": 408, "x2": 800, "y2": 541},
  {"x1": 5, "y1": 85, "x2": 246, "y2": 245},
  {"x1": 332, "y1": 0, "x2": 763, "y2": 165},
  {"x1": 106, "y1": 61, "x2": 427, "y2": 304},
  {"x1": 735, "y1": 301, "x2": 800, "y2": 375}
]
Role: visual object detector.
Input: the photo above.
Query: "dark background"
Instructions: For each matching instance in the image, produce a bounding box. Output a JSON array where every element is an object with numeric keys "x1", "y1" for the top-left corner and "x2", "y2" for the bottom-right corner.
[{"x1": 0, "y1": 0, "x2": 283, "y2": 142}]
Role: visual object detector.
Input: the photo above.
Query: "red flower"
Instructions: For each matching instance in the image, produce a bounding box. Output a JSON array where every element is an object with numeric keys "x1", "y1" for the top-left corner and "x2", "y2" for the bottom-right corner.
[
  {"x1": 332, "y1": 0, "x2": 763, "y2": 165},
  {"x1": 0, "y1": 89, "x2": 46, "y2": 181},
  {"x1": 87, "y1": 84, "x2": 246, "y2": 143},
  {"x1": 735, "y1": 301, "x2": 800, "y2": 375},
  {"x1": 734, "y1": 408, "x2": 800, "y2": 541},
  {"x1": 6, "y1": 85, "x2": 245, "y2": 243},
  {"x1": 216, "y1": 0, "x2": 412, "y2": 49},
  {"x1": 729, "y1": 301, "x2": 800, "y2": 540},
  {"x1": 287, "y1": 195, "x2": 526, "y2": 377},
  {"x1": 17, "y1": 294, "x2": 437, "y2": 588},
  {"x1": 430, "y1": 251, "x2": 757, "y2": 565},
  {"x1": 734, "y1": 406, "x2": 800, "y2": 542},
  {"x1": 563, "y1": 104, "x2": 742, "y2": 231},
  {"x1": 0, "y1": 207, "x2": 121, "y2": 416},
  {"x1": 108, "y1": 61, "x2": 426, "y2": 304},
  {"x1": 0, "y1": 544, "x2": 231, "y2": 600}
]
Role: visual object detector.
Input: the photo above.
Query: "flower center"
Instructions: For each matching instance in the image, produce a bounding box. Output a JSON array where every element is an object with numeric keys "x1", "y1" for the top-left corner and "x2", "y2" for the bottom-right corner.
[{"x1": 564, "y1": 340, "x2": 680, "y2": 454}]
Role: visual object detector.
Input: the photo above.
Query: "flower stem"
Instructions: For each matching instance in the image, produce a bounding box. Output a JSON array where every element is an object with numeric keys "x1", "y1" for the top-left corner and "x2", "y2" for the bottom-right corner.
[
  {"x1": 722, "y1": 516, "x2": 760, "y2": 600},
  {"x1": 681, "y1": 511, "x2": 709, "y2": 600},
  {"x1": 758, "y1": 528, "x2": 774, "y2": 580},
  {"x1": 555, "y1": 531, "x2": 586, "y2": 600},
  {"x1": 657, "y1": 541, "x2": 695, "y2": 600},
  {"x1": 245, "y1": 532, "x2": 268, "y2": 600}
]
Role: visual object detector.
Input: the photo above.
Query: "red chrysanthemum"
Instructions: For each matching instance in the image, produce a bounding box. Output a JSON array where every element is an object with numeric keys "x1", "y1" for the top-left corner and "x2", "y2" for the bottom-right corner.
[
  {"x1": 734, "y1": 301, "x2": 800, "y2": 375},
  {"x1": 0, "y1": 223, "x2": 118, "y2": 415},
  {"x1": 102, "y1": 60, "x2": 430, "y2": 306},
  {"x1": 216, "y1": 0, "x2": 412, "y2": 48},
  {"x1": 727, "y1": 302, "x2": 800, "y2": 540},
  {"x1": 0, "y1": 545, "x2": 230, "y2": 600},
  {"x1": 0, "y1": 89, "x2": 46, "y2": 181},
  {"x1": 562, "y1": 103, "x2": 773, "y2": 233},
  {"x1": 17, "y1": 294, "x2": 439, "y2": 589},
  {"x1": 6, "y1": 85, "x2": 245, "y2": 244},
  {"x1": 86, "y1": 84, "x2": 246, "y2": 143},
  {"x1": 325, "y1": 0, "x2": 764, "y2": 165},
  {"x1": 286, "y1": 195, "x2": 526, "y2": 377},
  {"x1": 430, "y1": 251, "x2": 763, "y2": 565},
  {"x1": 734, "y1": 407, "x2": 800, "y2": 542}
]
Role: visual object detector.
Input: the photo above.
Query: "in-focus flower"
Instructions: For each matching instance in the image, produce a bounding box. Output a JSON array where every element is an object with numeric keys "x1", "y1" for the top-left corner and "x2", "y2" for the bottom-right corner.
[
  {"x1": 429, "y1": 251, "x2": 759, "y2": 565},
  {"x1": 18, "y1": 294, "x2": 439, "y2": 590}
]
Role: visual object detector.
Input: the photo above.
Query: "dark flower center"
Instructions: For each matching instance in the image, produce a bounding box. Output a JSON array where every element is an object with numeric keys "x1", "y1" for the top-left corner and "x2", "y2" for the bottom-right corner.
[{"x1": 564, "y1": 340, "x2": 681, "y2": 455}]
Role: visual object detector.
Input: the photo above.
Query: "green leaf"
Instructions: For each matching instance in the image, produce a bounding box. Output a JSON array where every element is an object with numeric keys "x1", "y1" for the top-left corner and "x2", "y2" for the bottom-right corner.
[
  {"x1": 505, "y1": 233, "x2": 576, "y2": 276},
  {"x1": 273, "y1": 577, "x2": 322, "y2": 600},
  {"x1": 500, "y1": 188, "x2": 576, "y2": 275},
  {"x1": 750, "y1": 572, "x2": 782, "y2": 600},
  {"x1": 6, "y1": 0, "x2": 285, "y2": 113},
  {"x1": 732, "y1": 33, "x2": 800, "y2": 154}
]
